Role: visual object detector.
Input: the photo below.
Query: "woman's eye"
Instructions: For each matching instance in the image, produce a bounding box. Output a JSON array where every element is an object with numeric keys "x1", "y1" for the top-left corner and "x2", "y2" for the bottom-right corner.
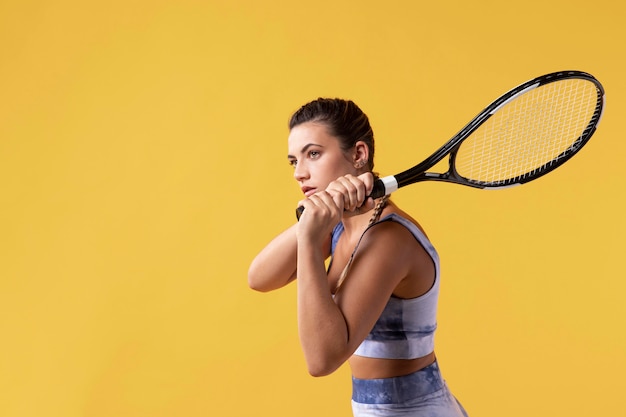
[
  {"x1": 288, "y1": 159, "x2": 297, "y2": 168},
  {"x1": 308, "y1": 150, "x2": 320, "y2": 159}
]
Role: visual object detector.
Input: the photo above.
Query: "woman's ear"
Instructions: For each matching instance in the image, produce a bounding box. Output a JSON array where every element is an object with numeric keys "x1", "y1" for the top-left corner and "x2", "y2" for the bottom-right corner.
[{"x1": 353, "y1": 141, "x2": 370, "y2": 169}]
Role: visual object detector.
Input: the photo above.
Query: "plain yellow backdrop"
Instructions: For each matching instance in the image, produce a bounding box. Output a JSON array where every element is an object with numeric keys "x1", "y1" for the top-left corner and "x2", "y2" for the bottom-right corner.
[{"x1": 1, "y1": 1, "x2": 624, "y2": 416}]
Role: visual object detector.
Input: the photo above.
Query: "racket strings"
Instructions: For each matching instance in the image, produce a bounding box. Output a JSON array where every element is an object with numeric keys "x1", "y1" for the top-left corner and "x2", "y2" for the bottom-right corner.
[{"x1": 455, "y1": 79, "x2": 599, "y2": 185}]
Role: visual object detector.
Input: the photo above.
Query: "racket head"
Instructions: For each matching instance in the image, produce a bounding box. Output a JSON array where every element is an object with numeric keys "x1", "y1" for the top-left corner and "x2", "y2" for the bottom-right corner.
[{"x1": 450, "y1": 71, "x2": 605, "y2": 188}]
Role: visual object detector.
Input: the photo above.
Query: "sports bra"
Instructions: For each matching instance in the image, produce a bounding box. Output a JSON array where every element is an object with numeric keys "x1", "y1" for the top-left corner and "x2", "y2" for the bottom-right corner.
[{"x1": 330, "y1": 213, "x2": 440, "y2": 360}]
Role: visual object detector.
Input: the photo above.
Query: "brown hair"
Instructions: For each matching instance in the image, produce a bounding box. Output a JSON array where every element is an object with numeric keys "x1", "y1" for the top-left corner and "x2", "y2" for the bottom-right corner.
[{"x1": 289, "y1": 98, "x2": 375, "y2": 172}]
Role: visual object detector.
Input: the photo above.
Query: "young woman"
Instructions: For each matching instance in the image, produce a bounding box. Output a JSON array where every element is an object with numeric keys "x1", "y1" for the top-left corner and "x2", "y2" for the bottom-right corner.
[{"x1": 248, "y1": 98, "x2": 468, "y2": 417}]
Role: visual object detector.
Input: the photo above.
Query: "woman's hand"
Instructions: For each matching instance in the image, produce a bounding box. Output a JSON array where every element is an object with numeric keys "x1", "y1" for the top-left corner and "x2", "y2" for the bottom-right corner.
[
  {"x1": 296, "y1": 190, "x2": 343, "y2": 243},
  {"x1": 296, "y1": 173, "x2": 376, "y2": 242},
  {"x1": 324, "y1": 172, "x2": 375, "y2": 214}
]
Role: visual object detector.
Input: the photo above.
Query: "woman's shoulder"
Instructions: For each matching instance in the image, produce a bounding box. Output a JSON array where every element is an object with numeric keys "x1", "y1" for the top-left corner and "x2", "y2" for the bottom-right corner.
[
  {"x1": 360, "y1": 214, "x2": 423, "y2": 253},
  {"x1": 374, "y1": 205, "x2": 430, "y2": 240}
]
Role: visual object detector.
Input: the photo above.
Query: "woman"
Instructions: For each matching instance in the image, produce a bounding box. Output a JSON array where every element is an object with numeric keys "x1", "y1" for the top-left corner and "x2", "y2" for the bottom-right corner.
[{"x1": 248, "y1": 98, "x2": 468, "y2": 416}]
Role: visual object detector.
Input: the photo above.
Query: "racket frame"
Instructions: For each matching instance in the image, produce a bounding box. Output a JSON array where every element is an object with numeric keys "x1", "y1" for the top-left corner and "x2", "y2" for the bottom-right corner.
[{"x1": 370, "y1": 70, "x2": 605, "y2": 199}]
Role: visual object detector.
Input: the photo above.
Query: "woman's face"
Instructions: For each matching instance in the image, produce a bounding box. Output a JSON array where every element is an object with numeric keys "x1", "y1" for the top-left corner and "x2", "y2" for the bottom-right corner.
[{"x1": 287, "y1": 122, "x2": 356, "y2": 197}]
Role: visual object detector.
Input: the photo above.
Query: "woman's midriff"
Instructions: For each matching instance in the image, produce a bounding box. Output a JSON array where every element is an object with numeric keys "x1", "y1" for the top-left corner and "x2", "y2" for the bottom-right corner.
[{"x1": 349, "y1": 351, "x2": 436, "y2": 379}]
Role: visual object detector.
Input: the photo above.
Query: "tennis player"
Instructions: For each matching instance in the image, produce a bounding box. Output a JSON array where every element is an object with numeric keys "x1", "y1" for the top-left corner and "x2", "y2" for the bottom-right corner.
[{"x1": 248, "y1": 98, "x2": 468, "y2": 417}]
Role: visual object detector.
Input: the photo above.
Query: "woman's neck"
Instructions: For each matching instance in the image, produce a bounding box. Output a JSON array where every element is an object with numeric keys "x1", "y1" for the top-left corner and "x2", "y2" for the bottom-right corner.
[{"x1": 341, "y1": 197, "x2": 391, "y2": 236}]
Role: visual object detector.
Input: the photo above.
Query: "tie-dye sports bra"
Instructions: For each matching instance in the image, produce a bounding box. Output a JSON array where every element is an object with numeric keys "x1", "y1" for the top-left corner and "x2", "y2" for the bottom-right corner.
[{"x1": 330, "y1": 213, "x2": 439, "y2": 360}]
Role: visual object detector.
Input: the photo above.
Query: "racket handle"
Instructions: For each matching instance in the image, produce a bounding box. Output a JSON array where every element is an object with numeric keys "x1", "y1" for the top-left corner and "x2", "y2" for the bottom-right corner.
[
  {"x1": 294, "y1": 178, "x2": 391, "y2": 220},
  {"x1": 369, "y1": 178, "x2": 387, "y2": 199},
  {"x1": 295, "y1": 205, "x2": 305, "y2": 220}
]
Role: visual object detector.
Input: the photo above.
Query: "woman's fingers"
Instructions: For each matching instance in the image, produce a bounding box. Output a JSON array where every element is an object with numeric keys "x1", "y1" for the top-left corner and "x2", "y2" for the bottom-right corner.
[
  {"x1": 357, "y1": 172, "x2": 374, "y2": 196},
  {"x1": 326, "y1": 173, "x2": 374, "y2": 213},
  {"x1": 326, "y1": 176, "x2": 358, "y2": 212},
  {"x1": 326, "y1": 177, "x2": 356, "y2": 211},
  {"x1": 297, "y1": 191, "x2": 343, "y2": 222}
]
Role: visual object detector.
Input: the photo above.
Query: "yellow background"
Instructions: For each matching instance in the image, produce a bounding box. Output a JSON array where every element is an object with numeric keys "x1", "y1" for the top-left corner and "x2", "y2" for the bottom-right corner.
[{"x1": 1, "y1": 1, "x2": 624, "y2": 416}]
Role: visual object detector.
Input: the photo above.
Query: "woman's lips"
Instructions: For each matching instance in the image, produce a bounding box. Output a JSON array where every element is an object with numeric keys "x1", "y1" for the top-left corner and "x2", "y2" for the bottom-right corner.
[{"x1": 301, "y1": 187, "x2": 316, "y2": 197}]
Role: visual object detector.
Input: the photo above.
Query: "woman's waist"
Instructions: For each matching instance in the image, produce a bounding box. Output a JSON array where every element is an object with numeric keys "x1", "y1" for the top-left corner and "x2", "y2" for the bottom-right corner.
[
  {"x1": 351, "y1": 355, "x2": 444, "y2": 405},
  {"x1": 349, "y1": 351, "x2": 436, "y2": 380}
]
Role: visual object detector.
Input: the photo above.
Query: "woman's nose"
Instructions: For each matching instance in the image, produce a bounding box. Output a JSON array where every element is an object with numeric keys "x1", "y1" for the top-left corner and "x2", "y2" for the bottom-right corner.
[{"x1": 293, "y1": 162, "x2": 309, "y2": 181}]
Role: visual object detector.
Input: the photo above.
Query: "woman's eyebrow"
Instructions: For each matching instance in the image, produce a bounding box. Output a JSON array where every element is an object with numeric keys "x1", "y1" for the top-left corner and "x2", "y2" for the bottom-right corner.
[{"x1": 287, "y1": 143, "x2": 323, "y2": 159}]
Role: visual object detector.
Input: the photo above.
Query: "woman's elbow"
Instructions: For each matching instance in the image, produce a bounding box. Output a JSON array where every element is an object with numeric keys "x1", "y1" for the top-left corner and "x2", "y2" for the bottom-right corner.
[
  {"x1": 307, "y1": 366, "x2": 335, "y2": 378},
  {"x1": 305, "y1": 357, "x2": 343, "y2": 377},
  {"x1": 247, "y1": 264, "x2": 270, "y2": 292}
]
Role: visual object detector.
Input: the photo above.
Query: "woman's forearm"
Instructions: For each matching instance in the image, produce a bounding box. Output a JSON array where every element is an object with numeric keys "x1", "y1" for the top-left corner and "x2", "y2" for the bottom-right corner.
[
  {"x1": 296, "y1": 239, "x2": 350, "y2": 377},
  {"x1": 248, "y1": 224, "x2": 298, "y2": 292}
]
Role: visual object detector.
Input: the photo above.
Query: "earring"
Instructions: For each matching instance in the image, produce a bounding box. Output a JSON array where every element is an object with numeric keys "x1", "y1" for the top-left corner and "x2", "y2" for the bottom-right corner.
[{"x1": 355, "y1": 160, "x2": 366, "y2": 168}]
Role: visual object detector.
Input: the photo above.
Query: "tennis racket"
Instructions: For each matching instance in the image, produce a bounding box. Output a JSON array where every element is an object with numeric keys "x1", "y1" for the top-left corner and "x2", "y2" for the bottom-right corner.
[{"x1": 296, "y1": 70, "x2": 604, "y2": 219}]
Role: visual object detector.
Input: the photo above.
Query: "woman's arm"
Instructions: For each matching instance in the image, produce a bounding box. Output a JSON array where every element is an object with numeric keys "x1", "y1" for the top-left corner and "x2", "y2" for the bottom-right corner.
[
  {"x1": 248, "y1": 223, "x2": 331, "y2": 292},
  {"x1": 297, "y1": 219, "x2": 420, "y2": 377},
  {"x1": 248, "y1": 224, "x2": 298, "y2": 292}
]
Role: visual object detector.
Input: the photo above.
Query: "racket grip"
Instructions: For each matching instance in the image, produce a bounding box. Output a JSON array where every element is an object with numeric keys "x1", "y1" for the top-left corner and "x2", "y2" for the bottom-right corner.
[
  {"x1": 369, "y1": 178, "x2": 386, "y2": 199},
  {"x1": 295, "y1": 178, "x2": 389, "y2": 220}
]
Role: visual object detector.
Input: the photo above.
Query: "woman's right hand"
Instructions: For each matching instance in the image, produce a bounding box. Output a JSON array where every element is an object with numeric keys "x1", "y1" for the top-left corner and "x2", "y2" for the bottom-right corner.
[{"x1": 296, "y1": 190, "x2": 343, "y2": 243}]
